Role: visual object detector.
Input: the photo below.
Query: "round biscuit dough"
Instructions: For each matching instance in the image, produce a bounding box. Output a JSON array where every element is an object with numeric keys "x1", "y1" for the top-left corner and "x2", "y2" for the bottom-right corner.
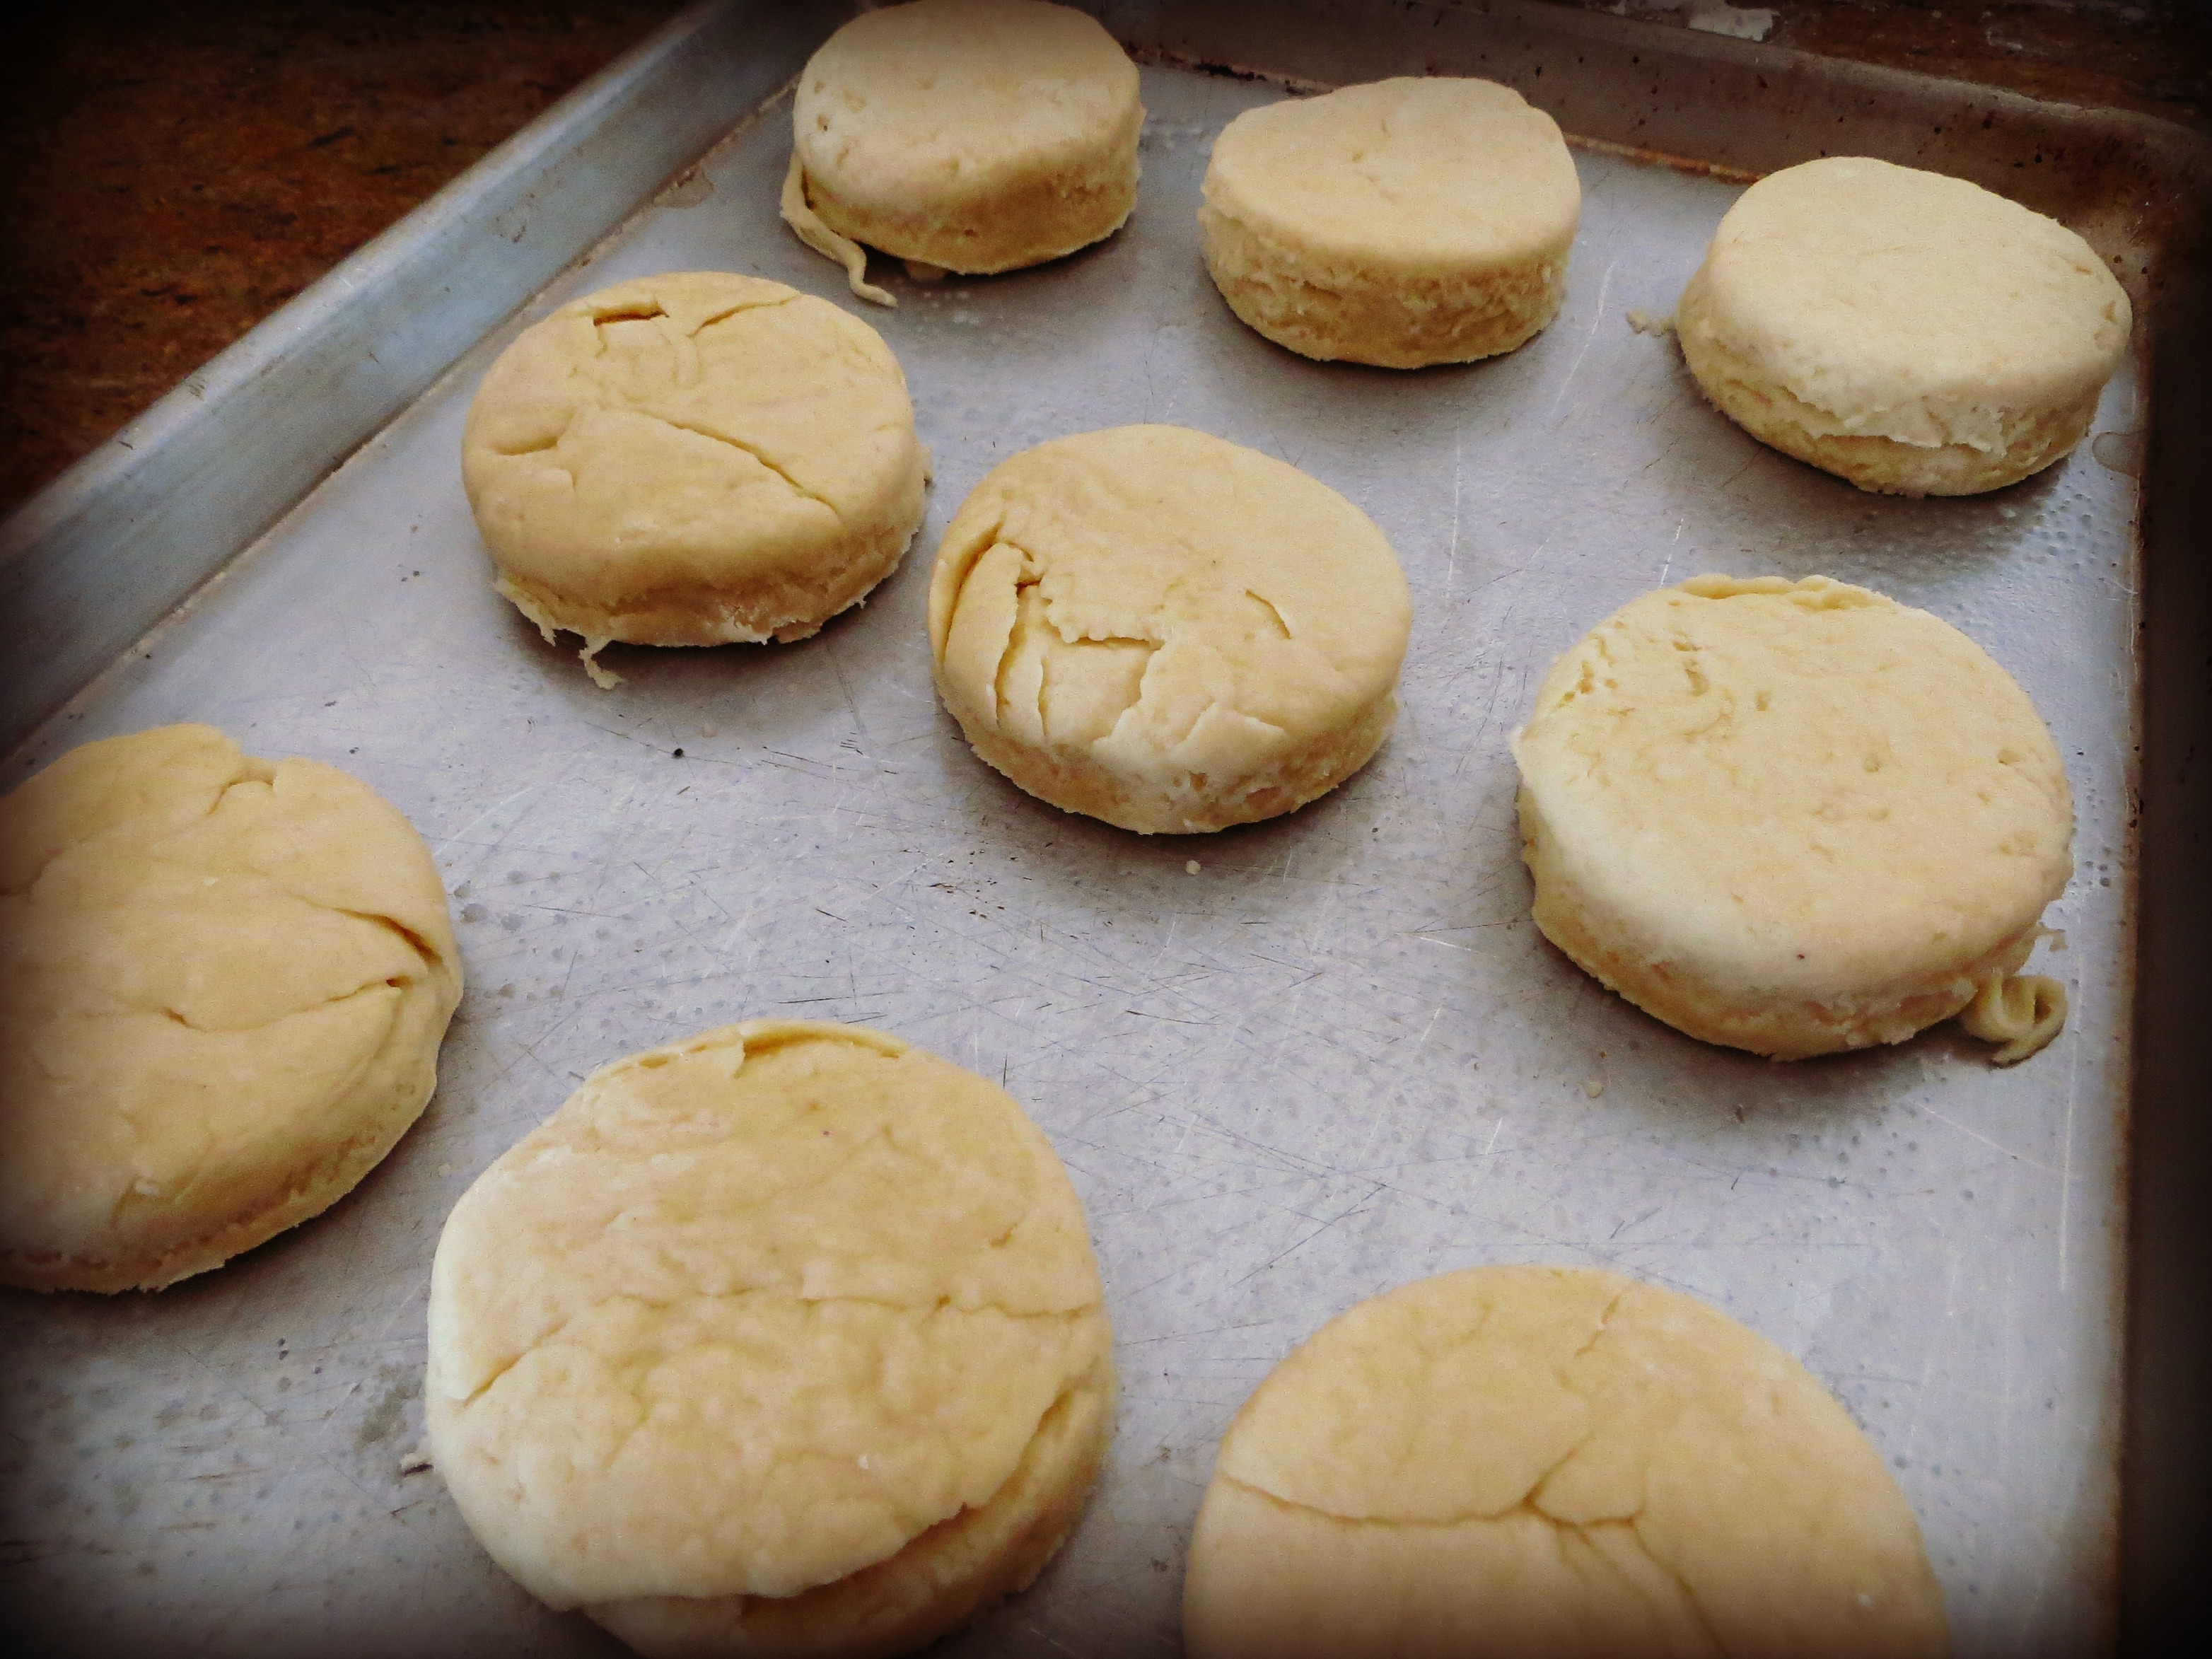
[
  {"x1": 461, "y1": 272, "x2": 929, "y2": 686},
  {"x1": 926, "y1": 424, "x2": 1412, "y2": 835},
  {"x1": 1675, "y1": 156, "x2": 2131, "y2": 496},
  {"x1": 1510, "y1": 575, "x2": 2073, "y2": 1061},
  {"x1": 1200, "y1": 78, "x2": 1581, "y2": 368},
  {"x1": 0, "y1": 724, "x2": 462, "y2": 1293},
  {"x1": 1184, "y1": 1265, "x2": 1948, "y2": 1659},
  {"x1": 425, "y1": 1020, "x2": 1115, "y2": 1659},
  {"x1": 784, "y1": 0, "x2": 1143, "y2": 304}
]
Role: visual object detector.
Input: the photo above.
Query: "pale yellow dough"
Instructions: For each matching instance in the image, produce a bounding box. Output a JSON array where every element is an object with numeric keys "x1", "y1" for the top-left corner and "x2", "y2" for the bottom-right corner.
[
  {"x1": 0, "y1": 725, "x2": 461, "y2": 1293},
  {"x1": 785, "y1": 0, "x2": 1143, "y2": 303},
  {"x1": 1184, "y1": 1265, "x2": 1948, "y2": 1659},
  {"x1": 426, "y1": 1020, "x2": 1114, "y2": 1659},
  {"x1": 461, "y1": 272, "x2": 927, "y2": 685},
  {"x1": 1511, "y1": 576, "x2": 2073, "y2": 1061},
  {"x1": 1676, "y1": 157, "x2": 2131, "y2": 495},
  {"x1": 1201, "y1": 78, "x2": 1580, "y2": 368},
  {"x1": 927, "y1": 424, "x2": 1411, "y2": 834}
]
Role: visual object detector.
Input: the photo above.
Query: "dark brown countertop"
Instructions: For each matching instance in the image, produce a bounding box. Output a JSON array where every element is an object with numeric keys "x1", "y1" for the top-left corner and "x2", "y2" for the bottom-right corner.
[
  {"x1": 0, "y1": 1, "x2": 687, "y2": 514},
  {"x1": 2, "y1": 0, "x2": 2205, "y2": 518}
]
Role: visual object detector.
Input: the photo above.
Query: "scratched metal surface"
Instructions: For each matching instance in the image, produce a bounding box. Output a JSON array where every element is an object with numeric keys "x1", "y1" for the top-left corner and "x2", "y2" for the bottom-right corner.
[{"x1": 2, "y1": 56, "x2": 2140, "y2": 1659}]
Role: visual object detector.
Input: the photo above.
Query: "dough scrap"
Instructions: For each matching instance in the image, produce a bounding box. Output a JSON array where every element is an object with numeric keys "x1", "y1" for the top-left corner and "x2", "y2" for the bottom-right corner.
[
  {"x1": 462, "y1": 272, "x2": 927, "y2": 683},
  {"x1": 426, "y1": 1021, "x2": 1114, "y2": 1657},
  {"x1": 786, "y1": 0, "x2": 1142, "y2": 300},
  {"x1": 1957, "y1": 970, "x2": 2068, "y2": 1066},
  {"x1": 1183, "y1": 1265, "x2": 1948, "y2": 1659},
  {"x1": 1510, "y1": 576, "x2": 2073, "y2": 1061},
  {"x1": 781, "y1": 153, "x2": 895, "y2": 309},
  {"x1": 927, "y1": 425, "x2": 1411, "y2": 834},
  {"x1": 1201, "y1": 78, "x2": 1580, "y2": 368},
  {"x1": 0, "y1": 724, "x2": 461, "y2": 1293},
  {"x1": 1675, "y1": 157, "x2": 2131, "y2": 495}
]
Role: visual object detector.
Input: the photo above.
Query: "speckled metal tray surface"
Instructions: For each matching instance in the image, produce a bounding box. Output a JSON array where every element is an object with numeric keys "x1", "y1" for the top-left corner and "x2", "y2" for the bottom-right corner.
[{"x1": 5, "y1": 4, "x2": 2199, "y2": 1656}]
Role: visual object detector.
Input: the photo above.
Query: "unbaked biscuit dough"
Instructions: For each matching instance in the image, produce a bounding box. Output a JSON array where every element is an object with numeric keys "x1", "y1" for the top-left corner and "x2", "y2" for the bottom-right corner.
[
  {"x1": 1184, "y1": 1265, "x2": 1948, "y2": 1659},
  {"x1": 426, "y1": 1021, "x2": 1114, "y2": 1659},
  {"x1": 1512, "y1": 576, "x2": 2073, "y2": 1061},
  {"x1": 0, "y1": 725, "x2": 461, "y2": 1293},
  {"x1": 928, "y1": 425, "x2": 1412, "y2": 834},
  {"x1": 1675, "y1": 157, "x2": 2131, "y2": 496},
  {"x1": 784, "y1": 0, "x2": 1143, "y2": 304},
  {"x1": 462, "y1": 272, "x2": 928, "y2": 686},
  {"x1": 1200, "y1": 78, "x2": 1581, "y2": 368}
]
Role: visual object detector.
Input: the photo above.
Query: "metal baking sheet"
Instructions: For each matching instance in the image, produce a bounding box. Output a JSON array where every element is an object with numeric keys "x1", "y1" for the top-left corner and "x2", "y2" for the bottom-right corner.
[{"x1": 4, "y1": 5, "x2": 2181, "y2": 1655}]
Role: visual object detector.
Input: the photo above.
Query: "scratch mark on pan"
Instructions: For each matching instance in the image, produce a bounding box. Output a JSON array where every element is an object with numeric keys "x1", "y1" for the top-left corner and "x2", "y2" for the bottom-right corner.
[
  {"x1": 1443, "y1": 428, "x2": 1465, "y2": 602},
  {"x1": 1896, "y1": 1247, "x2": 1962, "y2": 1472},
  {"x1": 1548, "y1": 257, "x2": 1618, "y2": 420},
  {"x1": 1145, "y1": 912, "x2": 1184, "y2": 980},
  {"x1": 2057, "y1": 1013, "x2": 2083, "y2": 1296},
  {"x1": 1909, "y1": 1102, "x2": 2059, "y2": 1177},
  {"x1": 1463, "y1": 1115, "x2": 1508, "y2": 1204},
  {"x1": 1228, "y1": 1216, "x2": 1342, "y2": 1288},
  {"x1": 431, "y1": 781, "x2": 543, "y2": 861},
  {"x1": 824, "y1": 631, "x2": 881, "y2": 779},
  {"x1": 1414, "y1": 1004, "x2": 1443, "y2": 1050}
]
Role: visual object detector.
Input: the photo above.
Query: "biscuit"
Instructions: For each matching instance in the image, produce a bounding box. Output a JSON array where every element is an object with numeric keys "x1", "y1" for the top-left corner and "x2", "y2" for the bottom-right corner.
[
  {"x1": 927, "y1": 424, "x2": 1411, "y2": 834},
  {"x1": 784, "y1": 0, "x2": 1143, "y2": 305},
  {"x1": 461, "y1": 272, "x2": 928, "y2": 686},
  {"x1": 426, "y1": 1020, "x2": 1114, "y2": 1659},
  {"x1": 1510, "y1": 575, "x2": 2073, "y2": 1061},
  {"x1": 1675, "y1": 157, "x2": 2131, "y2": 496},
  {"x1": 1200, "y1": 78, "x2": 1580, "y2": 368},
  {"x1": 1184, "y1": 1264, "x2": 1948, "y2": 1659},
  {"x1": 0, "y1": 724, "x2": 461, "y2": 1293}
]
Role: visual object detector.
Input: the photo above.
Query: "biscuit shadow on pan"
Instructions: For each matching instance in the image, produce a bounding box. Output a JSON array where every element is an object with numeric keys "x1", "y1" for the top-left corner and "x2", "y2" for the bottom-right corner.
[
  {"x1": 1518, "y1": 924, "x2": 2034, "y2": 1135},
  {"x1": 843, "y1": 213, "x2": 1140, "y2": 312},
  {"x1": 1197, "y1": 310, "x2": 1547, "y2": 446},
  {"x1": 495, "y1": 574, "x2": 919, "y2": 752},
  {"x1": 1636, "y1": 341, "x2": 2090, "y2": 588},
  {"x1": 928, "y1": 709, "x2": 1404, "y2": 893},
  {"x1": 189, "y1": 1100, "x2": 447, "y2": 1305},
  {"x1": 0, "y1": 1092, "x2": 436, "y2": 1369}
]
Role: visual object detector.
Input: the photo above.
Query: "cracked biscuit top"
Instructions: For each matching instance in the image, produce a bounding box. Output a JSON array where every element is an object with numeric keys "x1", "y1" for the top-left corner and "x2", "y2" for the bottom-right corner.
[
  {"x1": 1184, "y1": 1264, "x2": 1948, "y2": 1658},
  {"x1": 1203, "y1": 77, "x2": 1580, "y2": 279},
  {"x1": 0, "y1": 724, "x2": 461, "y2": 1293},
  {"x1": 1197, "y1": 76, "x2": 1580, "y2": 368},
  {"x1": 426, "y1": 1020, "x2": 1112, "y2": 1614},
  {"x1": 928, "y1": 424, "x2": 1411, "y2": 834},
  {"x1": 460, "y1": 272, "x2": 926, "y2": 665}
]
